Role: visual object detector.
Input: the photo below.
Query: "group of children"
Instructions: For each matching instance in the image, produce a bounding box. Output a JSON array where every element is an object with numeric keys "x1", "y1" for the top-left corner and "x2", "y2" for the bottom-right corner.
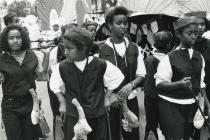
[{"x1": 0, "y1": 5, "x2": 210, "y2": 140}]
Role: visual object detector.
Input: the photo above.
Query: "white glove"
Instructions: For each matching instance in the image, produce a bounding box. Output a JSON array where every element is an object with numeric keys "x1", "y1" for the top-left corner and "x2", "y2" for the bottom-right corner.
[
  {"x1": 72, "y1": 98, "x2": 92, "y2": 140},
  {"x1": 193, "y1": 109, "x2": 204, "y2": 129},
  {"x1": 72, "y1": 119, "x2": 92, "y2": 140},
  {"x1": 31, "y1": 110, "x2": 40, "y2": 125}
]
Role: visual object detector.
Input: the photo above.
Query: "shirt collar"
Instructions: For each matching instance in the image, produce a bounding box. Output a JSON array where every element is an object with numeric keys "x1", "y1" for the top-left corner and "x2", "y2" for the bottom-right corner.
[{"x1": 105, "y1": 37, "x2": 129, "y2": 49}]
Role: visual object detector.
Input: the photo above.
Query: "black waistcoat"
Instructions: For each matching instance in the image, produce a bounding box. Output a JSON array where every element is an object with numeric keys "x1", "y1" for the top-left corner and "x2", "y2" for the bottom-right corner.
[
  {"x1": 59, "y1": 57, "x2": 107, "y2": 118},
  {"x1": 159, "y1": 49, "x2": 202, "y2": 99},
  {"x1": 99, "y1": 41, "x2": 138, "y2": 85},
  {"x1": 144, "y1": 55, "x2": 160, "y2": 98}
]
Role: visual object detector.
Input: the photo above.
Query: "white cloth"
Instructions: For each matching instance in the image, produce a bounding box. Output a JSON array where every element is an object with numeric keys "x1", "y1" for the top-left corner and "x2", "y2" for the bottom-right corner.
[
  {"x1": 105, "y1": 37, "x2": 146, "y2": 77},
  {"x1": 155, "y1": 47, "x2": 205, "y2": 104},
  {"x1": 50, "y1": 56, "x2": 125, "y2": 93}
]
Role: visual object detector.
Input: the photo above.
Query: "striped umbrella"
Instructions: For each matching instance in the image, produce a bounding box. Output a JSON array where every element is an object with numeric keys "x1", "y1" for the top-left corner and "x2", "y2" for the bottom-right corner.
[{"x1": 37, "y1": 0, "x2": 63, "y2": 30}]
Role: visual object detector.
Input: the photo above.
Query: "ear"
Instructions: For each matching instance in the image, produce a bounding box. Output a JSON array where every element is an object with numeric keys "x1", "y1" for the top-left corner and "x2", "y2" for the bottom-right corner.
[
  {"x1": 108, "y1": 23, "x2": 112, "y2": 31},
  {"x1": 175, "y1": 31, "x2": 182, "y2": 39}
]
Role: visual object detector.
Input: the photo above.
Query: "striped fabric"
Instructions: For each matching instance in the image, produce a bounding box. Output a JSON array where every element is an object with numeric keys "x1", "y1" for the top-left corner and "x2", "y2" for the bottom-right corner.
[{"x1": 37, "y1": 0, "x2": 63, "y2": 30}]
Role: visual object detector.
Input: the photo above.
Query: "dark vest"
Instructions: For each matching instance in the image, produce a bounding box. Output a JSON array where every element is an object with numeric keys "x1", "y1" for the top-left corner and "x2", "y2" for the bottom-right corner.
[
  {"x1": 59, "y1": 57, "x2": 107, "y2": 118},
  {"x1": 99, "y1": 41, "x2": 140, "y2": 116},
  {"x1": 159, "y1": 49, "x2": 202, "y2": 99},
  {"x1": 144, "y1": 55, "x2": 160, "y2": 98},
  {"x1": 99, "y1": 41, "x2": 138, "y2": 84},
  {"x1": 0, "y1": 51, "x2": 38, "y2": 96},
  {"x1": 194, "y1": 38, "x2": 210, "y2": 85}
]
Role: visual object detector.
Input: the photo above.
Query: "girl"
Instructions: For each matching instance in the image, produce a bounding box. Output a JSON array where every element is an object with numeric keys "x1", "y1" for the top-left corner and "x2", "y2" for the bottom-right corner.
[
  {"x1": 50, "y1": 27, "x2": 124, "y2": 140},
  {"x1": 143, "y1": 31, "x2": 173, "y2": 140},
  {"x1": 47, "y1": 23, "x2": 78, "y2": 140},
  {"x1": 0, "y1": 24, "x2": 51, "y2": 140},
  {"x1": 155, "y1": 17, "x2": 206, "y2": 140},
  {"x1": 99, "y1": 6, "x2": 146, "y2": 140},
  {"x1": 185, "y1": 10, "x2": 210, "y2": 140}
]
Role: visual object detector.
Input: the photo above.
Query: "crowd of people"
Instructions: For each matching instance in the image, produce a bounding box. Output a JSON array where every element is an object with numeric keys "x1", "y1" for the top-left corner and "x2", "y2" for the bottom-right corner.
[{"x1": 0, "y1": 5, "x2": 210, "y2": 140}]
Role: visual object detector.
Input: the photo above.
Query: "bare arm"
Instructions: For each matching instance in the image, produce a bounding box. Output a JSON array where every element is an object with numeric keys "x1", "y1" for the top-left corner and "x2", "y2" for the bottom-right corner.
[
  {"x1": 157, "y1": 77, "x2": 191, "y2": 91},
  {"x1": 55, "y1": 92, "x2": 66, "y2": 115},
  {"x1": 119, "y1": 76, "x2": 144, "y2": 98}
]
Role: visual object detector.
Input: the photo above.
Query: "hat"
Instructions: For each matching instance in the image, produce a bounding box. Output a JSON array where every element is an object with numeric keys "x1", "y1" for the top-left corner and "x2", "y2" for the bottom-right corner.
[
  {"x1": 173, "y1": 17, "x2": 196, "y2": 30},
  {"x1": 185, "y1": 11, "x2": 206, "y2": 18},
  {"x1": 63, "y1": 27, "x2": 93, "y2": 47}
]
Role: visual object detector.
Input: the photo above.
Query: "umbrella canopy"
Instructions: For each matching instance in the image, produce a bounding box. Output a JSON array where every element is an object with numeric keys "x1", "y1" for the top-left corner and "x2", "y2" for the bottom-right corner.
[{"x1": 129, "y1": 13, "x2": 179, "y2": 25}]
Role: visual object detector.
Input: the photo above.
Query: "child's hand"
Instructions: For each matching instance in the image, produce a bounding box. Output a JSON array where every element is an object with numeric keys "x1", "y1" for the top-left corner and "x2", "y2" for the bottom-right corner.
[
  {"x1": 109, "y1": 94, "x2": 122, "y2": 108},
  {"x1": 181, "y1": 77, "x2": 192, "y2": 88},
  {"x1": 59, "y1": 102, "x2": 66, "y2": 116},
  {"x1": 119, "y1": 83, "x2": 133, "y2": 98},
  {"x1": 0, "y1": 117, "x2": 4, "y2": 130},
  {"x1": 104, "y1": 96, "x2": 112, "y2": 112}
]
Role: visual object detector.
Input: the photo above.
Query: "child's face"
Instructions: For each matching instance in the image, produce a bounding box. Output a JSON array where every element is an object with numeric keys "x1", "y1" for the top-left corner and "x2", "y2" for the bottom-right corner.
[
  {"x1": 195, "y1": 17, "x2": 206, "y2": 37},
  {"x1": 86, "y1": 25, "x2": 97, "y2": 39},
  {"x1": 109, "y1": 15, "x2": 128, "y2": 39},
  {"x1": 7, "y1": 29, "x2": 22, "y2": 52},
  {"x1": 63, "y1": 38, "x2": 85, "y2": 61},
  {"x1": 178, "y1": 24, "x2": 198, "y2": 48}
]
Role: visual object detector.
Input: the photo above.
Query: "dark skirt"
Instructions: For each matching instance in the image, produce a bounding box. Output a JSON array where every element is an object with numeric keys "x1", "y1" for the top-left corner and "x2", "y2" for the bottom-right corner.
[
  {"x1": 144, "y1": 96, "x2": 159, "y2": 136},
  {"x1": 159, "y1": 98, "x2": 197, "y2": 140},
  {"x1": 122, "y1": 97, "x2": 139, "y2": 140}
]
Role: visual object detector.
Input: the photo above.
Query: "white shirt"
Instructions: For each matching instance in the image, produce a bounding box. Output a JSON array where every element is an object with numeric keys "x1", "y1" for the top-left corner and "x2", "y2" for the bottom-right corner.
[
  {"x1": 50, "y1": 56, "x2": 125, "y2": 93},
  {"x1": 105, "y1": 37, "x2": 146, "y2": 78},
  {"x1": 155, "y1": 47, "x2": 205, "y2": 104}
]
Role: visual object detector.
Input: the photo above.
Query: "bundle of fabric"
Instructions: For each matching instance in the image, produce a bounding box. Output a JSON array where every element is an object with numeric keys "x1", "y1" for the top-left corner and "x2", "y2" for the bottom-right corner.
[
  {"x1": 122, "y1": 99, "x2": 139, "y2": 132},
  {"x1": 29, "y1": 88, "x2": 40, "y2": 125},
  {"x1": 72, "y1": 98, "x2": 92, "y2": 140}
]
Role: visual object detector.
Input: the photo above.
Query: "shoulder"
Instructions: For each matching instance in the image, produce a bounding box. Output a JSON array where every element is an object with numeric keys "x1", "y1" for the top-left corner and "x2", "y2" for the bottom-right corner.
[
  {"x1": 28, "y1": 50, "x2": 38, "y2": 59},
  {"x1": 145, "y1": 55, "x2": 156, "y2": 62},
  {"x1": 93, "y1": 57, "x2": 107, "y2": 67},
  {"x1": 0, "y1": 53, "x2": 9, "y2": 63},
  {"x1": 204, "y1": 38, "x2": 210, "y2": 44},
  {"x1": 59, "y1": 59, "x2": 71, "y2": 68},
  {"x1": 145, "y1": 55, "x2": 160, "y2": 66},
  {"x1": 99, "y1": 41, "x2": 112, "y2": 51},
  {"x1": 167, "y1": 49, "x2": 180, "y2": 58}
]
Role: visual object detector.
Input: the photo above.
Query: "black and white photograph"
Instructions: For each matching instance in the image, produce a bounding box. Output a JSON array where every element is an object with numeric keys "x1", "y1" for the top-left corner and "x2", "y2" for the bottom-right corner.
[{"x1": 0, "y1": 0, "x2": 210, "y2": 140}]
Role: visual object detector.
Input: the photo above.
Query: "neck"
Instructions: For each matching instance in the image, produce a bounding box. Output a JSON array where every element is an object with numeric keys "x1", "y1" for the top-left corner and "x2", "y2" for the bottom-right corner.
[
  {"x1": 111, "y1": 36, "x2": 124, "y2": 44},
  {"x1": 196, "y1": 36, "x2": 203, "y2": 43},
  {"x1": 11, "y1": 50, "x2": 24, "y2": 55},
  {"x1": 179, "y1": 43, "x2": 191, "y2": 49},
  {"x1": 75, "y1": 55, "x2": 88, "y2": 62},
  {"x1": 156, "y1": 50, "x2": 167, "y2": 54}
]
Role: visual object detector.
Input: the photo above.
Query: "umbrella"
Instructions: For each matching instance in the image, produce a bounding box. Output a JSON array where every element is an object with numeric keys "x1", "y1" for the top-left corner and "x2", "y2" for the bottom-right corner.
[{"x1": 129, "y1": 12, "x2": 179, "y2": 26}]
